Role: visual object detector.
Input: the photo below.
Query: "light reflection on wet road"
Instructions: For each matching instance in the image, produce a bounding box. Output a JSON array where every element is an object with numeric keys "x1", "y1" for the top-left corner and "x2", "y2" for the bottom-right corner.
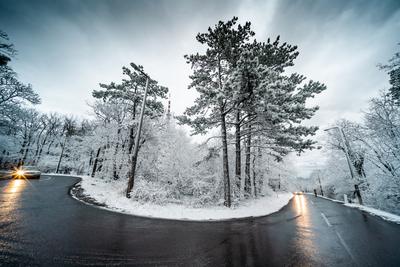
[
  {"x1": 293, "y1": 194, "x2": 317, "y2": 263},
  {"x1": 0, "y1": 176, "x2": 399, "y2": 266},
  {"x1": 6, "y1": 179, "x2": 25, "y2": 193}
]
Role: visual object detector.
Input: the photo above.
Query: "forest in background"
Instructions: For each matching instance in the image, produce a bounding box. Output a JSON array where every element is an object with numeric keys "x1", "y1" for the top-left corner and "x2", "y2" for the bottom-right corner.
[
  {"x1": 1, "y1": 17, "x2": 398, "y2": 213},
  {"x1": 303, "y1": 47, "x2": 400, "y2": 214}
]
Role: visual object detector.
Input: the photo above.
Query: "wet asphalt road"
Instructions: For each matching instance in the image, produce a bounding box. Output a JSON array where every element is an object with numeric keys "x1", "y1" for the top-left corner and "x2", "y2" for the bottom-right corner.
[{"x1": 0, "y1": 175, "x2": 399, "y2": 266}]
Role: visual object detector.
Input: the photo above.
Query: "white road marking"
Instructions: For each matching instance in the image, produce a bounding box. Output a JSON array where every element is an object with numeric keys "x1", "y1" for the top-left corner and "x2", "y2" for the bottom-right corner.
[
  {"x1": 310, "y1": 200, "x2": 314, "y2": 205},
  {"x1": 315, "y1": 197, "x2": 357, "y2": 264},
  {"x1": 40, "y1": 176, "x2": 52, "y2": 181},
  {"x1": 321, "y1": 212, "x2": 332, "y2": 227},
  {"x1": 335, "y1": 231, "x2": 356, "y2": 263}
]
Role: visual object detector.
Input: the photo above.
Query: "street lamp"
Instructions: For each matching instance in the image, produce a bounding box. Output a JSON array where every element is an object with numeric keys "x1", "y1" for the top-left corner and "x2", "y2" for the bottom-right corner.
[
  {"x1": 324, "y1": 126, "x2": 363, "y2": 204},
  {"x1": 126, "y1": 63, "x2": 150, "y2": 198}
]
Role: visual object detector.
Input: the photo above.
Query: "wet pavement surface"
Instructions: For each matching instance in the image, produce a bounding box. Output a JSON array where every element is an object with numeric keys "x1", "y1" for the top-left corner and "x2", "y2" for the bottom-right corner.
[{"x1": 0, "y1": 175, "x2": 399, "y2": 266}]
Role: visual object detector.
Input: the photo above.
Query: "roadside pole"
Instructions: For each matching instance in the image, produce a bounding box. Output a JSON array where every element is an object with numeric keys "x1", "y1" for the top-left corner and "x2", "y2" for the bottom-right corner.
[
  {"x1": 338, "y1": 128, "x2": 356, "y2": 180},
  {"x1": 339, "y1": 128, "x2": 363, "y2": 205},
  {"x1": 324, "y1": 126, "x2": 363, "y2": 205},
  {"x1": 126, "y1": 64, "x2": 150, "y2": 198}
]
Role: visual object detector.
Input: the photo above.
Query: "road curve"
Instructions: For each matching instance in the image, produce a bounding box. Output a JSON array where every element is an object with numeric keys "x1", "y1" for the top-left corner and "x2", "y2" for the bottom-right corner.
[{"x1": 1, "y1": 175, "x2": 400, "y2": 266}]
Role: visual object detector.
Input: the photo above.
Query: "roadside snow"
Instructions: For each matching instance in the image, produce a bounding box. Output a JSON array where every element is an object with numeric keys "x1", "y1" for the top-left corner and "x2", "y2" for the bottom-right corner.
[
  {"x1": 45, "y1": 173, "x2": 74, "y2": 176},
  {"x1": 75, "y1": 176, "x2": 293, "y2": 221},
  {"x1": 302, "y1": 192, "x2": 400, "y2": 224},
  {"x1": 345, "y1": 203, "x2": 400, "y2": 224},
  {"x1": 304, "y1": 193, "x2": 344, "y2": 203}
]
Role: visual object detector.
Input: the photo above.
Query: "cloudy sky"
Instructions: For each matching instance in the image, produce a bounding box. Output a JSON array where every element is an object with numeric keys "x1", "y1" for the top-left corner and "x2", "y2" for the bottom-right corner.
[{"x1": 1, "y1": 0, "x2": 399, "y2": 176}]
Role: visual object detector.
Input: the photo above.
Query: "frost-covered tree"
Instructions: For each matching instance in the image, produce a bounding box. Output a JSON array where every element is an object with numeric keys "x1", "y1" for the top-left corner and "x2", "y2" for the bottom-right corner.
[
  {"x1": 132, "y1": 118, "x2": 221, "y2": 206},
  {"x1": 0, "y1": 67, "x2": 40, "y2": 121},
  {"x1": 228, "y1": 39, "x2": 325, "y2": 197},
  {"x1": 364, "y1": 94, "x2": 400, "y2": 178},
  {"x1": 379, "y1": 46, "x2": 400, "y2": 104},
  {"x1": 179, "y1": 18, "x2": 325, "y2": 205},
  {"x1": 0, "y1": 110, "x2": 71, "y2": 172},
  {"x1": 55, "y1": 116, "x2": 78, "y2": 173},
  {"x1": 0, "y1": 30, "x2": 40, "y2": 134},
  {"x1": 322, "y1": 91, "x2": 400, "y2": 213},
  {"x1": 178, "y1": 17, "x2": 255, "y2": 207},
  {"x1": 92, "y1": 63, "x2": 168, "y2": 185},
  {"x1": 227, "y1": 37, "x2": 299, "y2": 197},
  {"x1": 324, "y1": 119, "x2": 368, "y2": 182},
  {"x1": 0, "y1": 30, "x2": 16, "y2": 66},
  {"x1": 93, "y1": 63, "x2": 168, "y2": 121},
  {"x1": 34, "y1": 113, "x2": 63, "y2": 165}
]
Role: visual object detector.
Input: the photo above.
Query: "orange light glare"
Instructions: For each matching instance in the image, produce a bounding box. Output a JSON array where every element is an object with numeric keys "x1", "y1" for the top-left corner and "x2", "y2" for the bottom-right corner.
[
  {"x1": 16, "y1": 170, "x2": 25, "y2": 176},
  {"x1": 12, "y1": 168, "x2": 26, "y2": 179}
]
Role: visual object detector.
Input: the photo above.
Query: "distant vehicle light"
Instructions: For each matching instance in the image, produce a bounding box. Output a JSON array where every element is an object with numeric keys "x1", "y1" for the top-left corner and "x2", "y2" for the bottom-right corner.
[
  {"x1": 11, "y1": 166, "x2": 41, "y2": 179},
  {"x1": 15, "y1": 169, "x2": 25, "y2": 177}
]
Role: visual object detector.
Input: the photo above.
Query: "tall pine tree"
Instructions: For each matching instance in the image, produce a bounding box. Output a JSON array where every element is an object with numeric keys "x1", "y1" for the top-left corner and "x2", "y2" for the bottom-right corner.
[{"x1": 178, "y1": 17, "x2": 254, "y2": 207}]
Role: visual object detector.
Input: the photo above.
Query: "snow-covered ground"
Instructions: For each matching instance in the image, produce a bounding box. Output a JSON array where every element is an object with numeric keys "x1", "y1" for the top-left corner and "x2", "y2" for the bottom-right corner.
[
  {"x1": 345, "y1": 203, "x2": 400, "y2": 224},
  {"x1": 304, "y1": 192, "x2": 345, "y2": 203},
  {"x1": 73, "y1": 176, "x2": 293, "y2": 221}
]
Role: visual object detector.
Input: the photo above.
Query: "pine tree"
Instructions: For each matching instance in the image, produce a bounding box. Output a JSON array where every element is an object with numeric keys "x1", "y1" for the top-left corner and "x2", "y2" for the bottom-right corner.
[
  {"x1": 177, "y1": 17, "x2": 254, "y2": 207},
  {"x1": 0, "y1": 30, "x2": 40, "y2": 132},
  {"x1": 227, "y1": 36, "x2": 299, "y2": 197},
  {"x1": 0, "y1": 30, "x2": 16, "y2": 66},
  {"x1": 379, "y1": 47, "x2": 400, "y2": 104},
  {"x1": 228, "y1": 39, "x2": 326, "y2": 196}
]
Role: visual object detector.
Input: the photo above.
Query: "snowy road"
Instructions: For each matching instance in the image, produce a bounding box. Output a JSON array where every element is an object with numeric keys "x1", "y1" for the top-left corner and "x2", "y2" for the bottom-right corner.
[{"x1": 1, "y1": 175, "x2": 400, "y2": 266}]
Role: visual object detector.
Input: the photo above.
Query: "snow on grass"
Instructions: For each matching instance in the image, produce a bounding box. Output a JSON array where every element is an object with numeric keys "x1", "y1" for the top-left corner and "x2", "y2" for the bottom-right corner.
[
  {"x1": 76, "y1": 176, "x2": 293, "y2": 221},
  {"x1": 345, "y1": 203, "x2": 400, "y2": 224}
]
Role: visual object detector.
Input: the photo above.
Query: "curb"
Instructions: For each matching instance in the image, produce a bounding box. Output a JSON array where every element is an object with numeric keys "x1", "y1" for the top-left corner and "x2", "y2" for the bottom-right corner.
[{"x1": 68, "y1": 176, "x2": 294, "y2": 223}]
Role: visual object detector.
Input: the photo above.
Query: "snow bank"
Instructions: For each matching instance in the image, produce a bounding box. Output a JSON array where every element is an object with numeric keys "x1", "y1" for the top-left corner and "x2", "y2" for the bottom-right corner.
[
  {"x1": 345, "y1": 203, "x2": 400, "y2": 224},
  {"x1": 304, "y1": 193, "x2": 344, "y2": 203},
  {"x1": 302, "y1": 192, "x2": 400, "y2": 224},
  {"x1": 75, "y1": 176, "x2": 293, "y2": 221}
]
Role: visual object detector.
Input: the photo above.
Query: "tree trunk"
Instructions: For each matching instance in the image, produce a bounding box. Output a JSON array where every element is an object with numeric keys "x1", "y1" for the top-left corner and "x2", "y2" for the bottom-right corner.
[
  {"x1": 220, "y1": 110, "x2": 231, "y2": 207},
  {"x1": 33, "y1": 127, "x2": 45, "y2": 159},
  {"x1": 216, "y1": 56, "x2": 231, "y2": 207},
  {"x1": 257, "y1": 141, "x2": 263, "y2": 195},
  {"x1": 20, "y1": 126, "x2": 34, "y2": 165},
  {"x1": 126, "y1": 155, "x2": 138, "y2": 196},
  {"x1": 36, "y1": 132, "x2": 49, "y2": 164},
  {"x1": 235, "y1": 109, "x2": 241, "y2": 198},
  {"x1": 113, "y1": 128, "x2": 121, "y2": 180},
  {"x1": 56, "y1": 138, "x2": 66, "y2": 173},
  {"x1": 112, "y1": 145, "x2": 119, "y2": 180},
  {"x1": 128, "y1": 127, "x2": 135, "y2": 154},
  {"x1": 46, "y1": 139, "x2": 55, "y2": 154},
  {"x1": 22, "y1": 135, "x2": 32, "y2": 164},
  {"x1": 91, "y1": 146, "x2": 101, "y2": 177},
  {"x1": 88, "y1": 150, "x2": 93, "y2": 167},
  {"x1": 252, "y1": 151, "x2": 257, "y2": 197},
  {"x1": 18, "y1": 129, "x2": 28, "y2": 165},
  {"x1": 244, "y1": 126, "x2": 252, "y2": 197}
]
